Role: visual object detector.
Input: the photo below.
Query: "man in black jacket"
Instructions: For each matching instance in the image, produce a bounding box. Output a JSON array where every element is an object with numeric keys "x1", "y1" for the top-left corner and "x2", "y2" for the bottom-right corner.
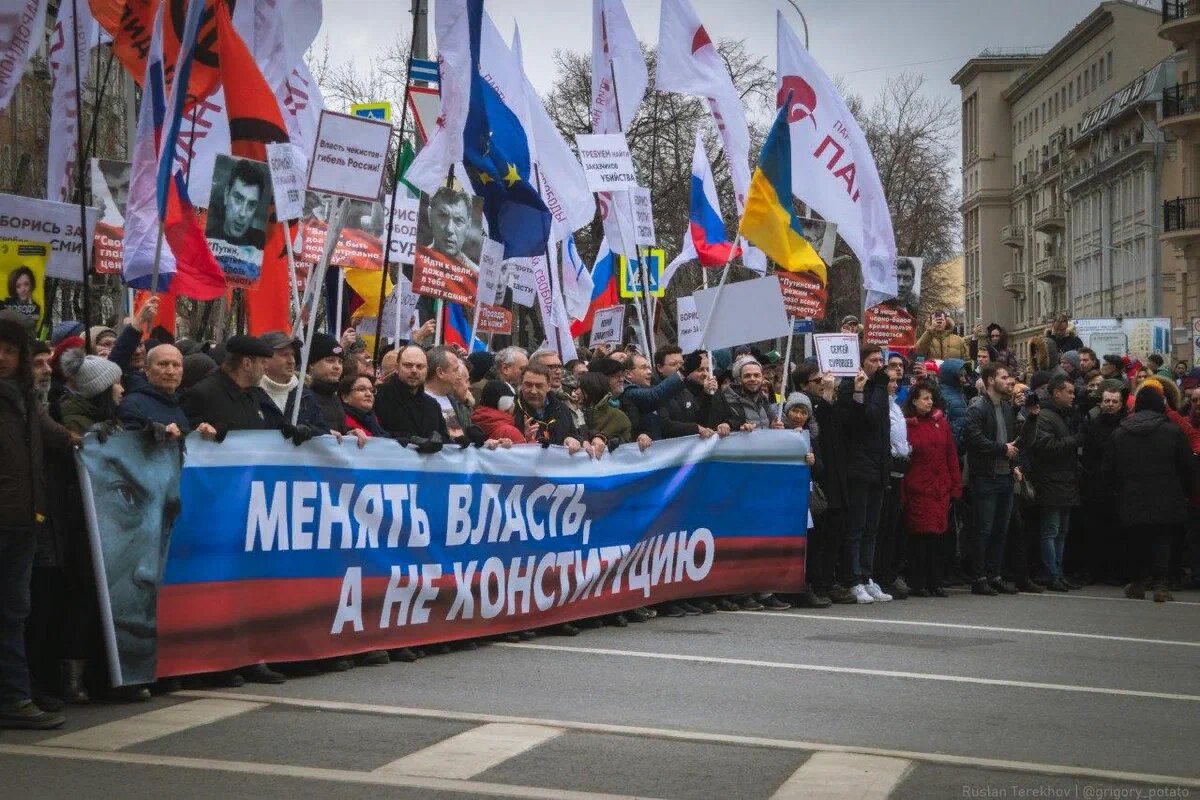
[
  {"x1": 1078, "y1": 386, "x2": 1126, "y2": 584},
  {"x1": 118, "y1": 344, "x2": 190, "y2": 435},
  {"x1": 836, "y1": 345, "x2": 892, "y2": 603},
  {"x1": 659, "y1": 351, "x2": 726, "y2": 439},
  {"x1": 374, "y1": 344, "x2": 447, "y2": 442},
  {"x1": 513, "y1": 362, "x2": 583, "y2": 450},
  {"x1": 304, "y1": 333, "x2": 347, "y2": 433},
  {"x1": 797, "y1": 363, "x2": 846, "y2": 606},
  {"x1": 181, "y1": 335, "x2": 275, "y2": 436},
  {"x1": 962, "y1": 363, "x2": 1021, "y2": 595},
  {"x1": 1029, "y1": 374, "x2": 1082, "y2": 592}
]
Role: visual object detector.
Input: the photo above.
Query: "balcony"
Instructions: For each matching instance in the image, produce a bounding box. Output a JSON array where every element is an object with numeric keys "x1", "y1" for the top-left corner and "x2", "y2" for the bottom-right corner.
[
  {"x1": 1163, "y1": 196, "x2": 1200, "y2": 245},
  {"x1": 1032, "y1": 203, "x2": 1065, "y2": 232},
  {"x1": 1000, "y1": 224, "x2": 1025, "y2": 248},
  {"x1": 1001, "y1": 271, "x2": 1025, "y2": 296},
  {"x1": 1033, "y1": 255, "x2": 1066, "y2": 283},
  {"x1": 1160, "y1": 1, "x2": 1200, "y2": 46},
  {"x1": 1160, "y1": 81, "x2": 1200, "y2": 134}
]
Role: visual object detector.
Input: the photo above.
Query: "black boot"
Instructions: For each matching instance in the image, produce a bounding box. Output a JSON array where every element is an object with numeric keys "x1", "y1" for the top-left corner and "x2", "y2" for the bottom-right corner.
[{"x1": 61, "y1": 659, "x2": 90, "y2": 705}]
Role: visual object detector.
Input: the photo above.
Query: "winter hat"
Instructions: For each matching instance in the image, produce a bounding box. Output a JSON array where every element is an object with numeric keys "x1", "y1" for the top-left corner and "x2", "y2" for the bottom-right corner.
[
  {"x1": 784, "y1": 391, "x2": 813, "y2": 415},
  {"x1": 51, "y1": 320, "x2": 85, "y2": 345},
  {"x1": 1102, "y1": 354, "x2": 1124, "y2": 371},
  {"x1": 88, "y1": 325, "x2": 117, "y2": 346},
  {"x1": 66, "y1": 353, "x2": 122, "y2": 399},
  {"x1": 467, "y1": 351, "x2": 495, "y2": 383},
  {"x1": 681, "y1": 350, "x2": 705, "y2": 375},
  {"x1": 308, "y1": 333, "x2": 343, "y2": 365},
  {"x1": 1060, "y1": 350, "x2": 1081, "y2": 372},
  {"x1": 182, "y1": 352, "x2": 217, "y2": 390},
  {"x1": 480, "y1": 379, "x2": 515, "y2": 410},
  {"x1": 588, "y1": 357, "x2": 626, "y2": 377},
  {"x1": 924, "y1": 360, "x2": 940, "y2": 376},
  {"x1": 1134, "y1": 385, "x2": 1166, "y2": 414},
  {"x1": 1140, "y1": 377, "x2": 1165, "y2": 395},
  {"x1": 174, "y1": 337, "x2": 202, "y2": 356},
  {"x1": 731, "y1": 354, "x2": 760, "y2": 384}
]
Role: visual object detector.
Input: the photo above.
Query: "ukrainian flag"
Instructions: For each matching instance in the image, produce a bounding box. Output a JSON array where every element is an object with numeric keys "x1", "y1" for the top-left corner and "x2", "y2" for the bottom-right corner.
[{"x1": 741, "y1": 98, "x2": 826, "y2": 282}]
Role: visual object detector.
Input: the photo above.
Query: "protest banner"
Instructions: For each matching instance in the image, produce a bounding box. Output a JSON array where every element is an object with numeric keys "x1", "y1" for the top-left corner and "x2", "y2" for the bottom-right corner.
[
  {"x1": 507, "y1": 256, "x2": 541, "y2": 308},
  {"x1": 0, "y1": 240, "x2": 49, "y2": 330},
  {"x1": 411, "y1": 186, "x2": 484, "y2": 306},
  {"x1": 813, "y1": 333, "x2": 860, "y2": 377},
  {"x1": 693, "y1": 275, "x2": 791, "y2": 351},
  {"x1": 676, "y1": 295, "x2": 702, "y2": 353},
  {"x1": 300, "y1": 192, "x2": 386, "y2": 271},
  {"x1": 307, "y1": 110, "x2": 391, "y2": 201},
  {"x1": 76, "y1": 430, "x2": 809, "y2": 683},
  {"x1": 590, "y1": 304, "x2": 625, "y2": 346},
  {"x1": 863, "y1": 302, "x2": 917, "y2": 349},
  {"x1": 0, "y1": 193, "x2": 97, "y2": 280},
  {"x1": 206, "y1": 154, "x2": 272, "y2": 287},
  {"x1": 475, "y1": 238, "x2": 512, "y2": 335},
  {"x1": 1072, "y1": 317, "x2": 1172, "y2": 361},
  {"x1": 776, "y1": 270, "x2": 827, "y2": 320},
  {"x1": 575, "y1": 133, "x2": 638, "y2": 192},
  {"x1": 376, "y1": 275, "x2": 420, "y2": 341},
  {"x1": 265, "y1": 142, "x2": 307, "y2": 221},
  {"x1": 384, "y1": 195, "x2": 420, "y2": 264},
  {"x1": 632, "y1": 188, "x2": 655, "y2": 246},
  {"x1": 90, "y1": 159, "x2": 130, "y2": 275}
]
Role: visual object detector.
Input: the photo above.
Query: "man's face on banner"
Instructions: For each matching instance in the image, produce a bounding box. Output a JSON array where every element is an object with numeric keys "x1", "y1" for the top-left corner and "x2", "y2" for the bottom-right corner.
[
  {"x1": 896, "y1": 259, "x2": 915, "y2": 301},
  {"x1": 92, "y1": 436, "x2": 183, "y2": 684},
  {"x1": 224, "y1": 176, "x2": 262, "y2": 239},
  {"x1": 430, "y1": 195, "x2": 471, "y2": 258}
]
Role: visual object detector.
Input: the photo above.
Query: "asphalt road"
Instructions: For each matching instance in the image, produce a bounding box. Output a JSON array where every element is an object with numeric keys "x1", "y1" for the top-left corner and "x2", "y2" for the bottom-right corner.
[{"x1": 3, "y1": 585, "x2": 1198, "y2": 799}]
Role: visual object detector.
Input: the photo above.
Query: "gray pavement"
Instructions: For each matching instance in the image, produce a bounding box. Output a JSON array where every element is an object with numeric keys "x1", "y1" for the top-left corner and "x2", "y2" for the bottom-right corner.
[{"x1": 3, "y1": 585, "x2": 1197, "y2": 798}]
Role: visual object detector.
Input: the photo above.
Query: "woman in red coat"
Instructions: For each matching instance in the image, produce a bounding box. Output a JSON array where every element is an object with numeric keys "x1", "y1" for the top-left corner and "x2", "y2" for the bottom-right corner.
[{"x1": 901, "y1": 384, "x2": 961, "y2": 596}]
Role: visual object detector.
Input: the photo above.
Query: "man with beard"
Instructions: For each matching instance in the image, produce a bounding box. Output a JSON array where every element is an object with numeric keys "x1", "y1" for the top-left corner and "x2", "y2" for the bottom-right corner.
[
  {"x1": 1079, "y1": 386, "x2": 1127, "y2": 584},
  {"x1": 375, "y1": 344, "x2": 447, "y2": 442}
]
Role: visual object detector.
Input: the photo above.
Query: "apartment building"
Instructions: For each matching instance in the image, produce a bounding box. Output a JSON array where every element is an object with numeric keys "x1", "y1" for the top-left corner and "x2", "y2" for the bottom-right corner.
[{"x1": 953, "y1": 2, "x2": 1173, "y2": 358}]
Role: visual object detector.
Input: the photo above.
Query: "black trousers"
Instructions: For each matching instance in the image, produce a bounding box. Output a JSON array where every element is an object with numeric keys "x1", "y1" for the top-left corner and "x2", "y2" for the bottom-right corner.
[
  {"x1": 906, "y1": 533, "x2": 945, "y2": 593},
  {"x1": 807, "y1": 508, "x2": 843, "y2": 592},
  {"x1": 875, "y1": 475, "x2": 905, "y2": 585},
  {"x1": 1123, "y1": 524, "x2": 1175, "y2": 588}
]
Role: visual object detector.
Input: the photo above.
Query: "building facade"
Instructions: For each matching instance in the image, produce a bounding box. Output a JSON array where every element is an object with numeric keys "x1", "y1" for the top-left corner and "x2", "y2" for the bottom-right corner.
[{"x1": 953, "y1": 2, "x2": 1174, "y2": 359}]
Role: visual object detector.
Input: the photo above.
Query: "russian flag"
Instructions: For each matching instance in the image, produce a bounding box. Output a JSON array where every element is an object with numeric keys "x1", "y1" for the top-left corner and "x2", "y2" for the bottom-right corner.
[
  {"x1": 570, "y1": 238, "x2": 620, "y2": 337},
  {"x1": 687, "y1": 130, "x2": 739, "y2": 266},
  {"x1": 443, "y1": 302, "x2": 487, "y2": 352}
]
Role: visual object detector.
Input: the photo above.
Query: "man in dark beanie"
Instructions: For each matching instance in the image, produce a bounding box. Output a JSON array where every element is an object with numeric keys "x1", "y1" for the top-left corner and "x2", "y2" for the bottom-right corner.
[
  {"x1": 0, "y1": 312, "x2": 74, "y2": 729},
  {"x1": 1104, "y1": 384, "x2": 1193, "y2": 602}
]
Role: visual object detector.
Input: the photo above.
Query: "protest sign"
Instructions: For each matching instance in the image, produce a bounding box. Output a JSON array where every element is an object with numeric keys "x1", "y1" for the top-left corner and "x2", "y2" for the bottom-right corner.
[
  {"x1": 676, "y1": 295, "x2": 702, "y2": 353},
  {"x1": 590, "y1": 304, "x2": 625, "y2": 346},
  {"x1": 206, "y1": 154, "x2": 272, "y2": 287},
  {"x1": 266, "y1": 142, "x2": 307, "y2": 221},
  {"x1": 776, "y1": 270, "x2": 827, "y2": 320},
  {"x1": 863, "y1": 303, "x2": 916, "y2": 349},
  {"x1": 632, "y1": 188, "x2": 655, "y2": 246},
  {"x1": 307, "y1": 110, "x2": 391, "y2": 201},
  {"x1": 476, "y1": 304, "x2": 513, "y2": 335},
  {"x1": 1073, "y1": 317, "x2": 1172, "y2": 361},
  {"x1": 0, "y1": 192, "x2": 96, "y2": 281},
  {"x1": 798, "y1": 217, "x2": 838, "y2": 265},
  {"x1": 475, "y1": 238, "x2": 512, "y2": 334},
  {"x1": 412, "y1": 187, "x2": 484, "y2": 306},
  {"x1": 813, "y1": 333, "x2": 860, "y2": 377},
  {"x1": 384, "y1": 195, "x2": 420, "y2": 264},
  {"x1": 619, "y1": 251, "x2": 664, "y2": 299},
  {"x1": 76, "y1": 431, "x2": 809, "y2": 683},
  {"x1": 378, "y1": 276, "x2": 420, "y2": 339},
  {"x1": 576, "y1": 133, "x2": 638, "y2": 192},
  {"x1": 693, "y1": 275, "x2": 791, "y2": 351},
  {"x1": 0, "y1": 240, "x2": 49, "y2": 331},
  {"x1": 90, "y1": 159, "x2": 130, "y2": 275},
  {"x1": 300, "y1": 192, "x2": 386, "y2": 271},
  {"x1": 507, "y1": 256, "x2": 539, "y2": 308}
]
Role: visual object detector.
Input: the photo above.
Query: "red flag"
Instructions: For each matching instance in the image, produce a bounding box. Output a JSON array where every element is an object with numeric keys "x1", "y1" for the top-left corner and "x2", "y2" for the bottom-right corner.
[
  {"x1": 164, "y1": 173, "x2": 225, "y2": 300},
  {"x1": 135, "y1": 289, "x2": 177, "y2": 335},
  {"x1": 214, "y1": 1, "x2": 292, "y2": 334}
]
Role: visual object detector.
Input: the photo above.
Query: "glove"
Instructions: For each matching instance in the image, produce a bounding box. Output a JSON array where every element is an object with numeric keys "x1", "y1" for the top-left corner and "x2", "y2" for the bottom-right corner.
[{"x1": 411, "y1": 432, "x2": 444, "y2": 454}]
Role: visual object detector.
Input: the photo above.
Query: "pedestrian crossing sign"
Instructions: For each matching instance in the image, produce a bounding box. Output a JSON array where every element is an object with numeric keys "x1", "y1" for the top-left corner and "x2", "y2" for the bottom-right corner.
[
  {"x1": 619, "y1": 248, "x2": 665, "y2": 299},
  {"x1": 350, "y1": 102, "x2": 392, "y2": 122}
]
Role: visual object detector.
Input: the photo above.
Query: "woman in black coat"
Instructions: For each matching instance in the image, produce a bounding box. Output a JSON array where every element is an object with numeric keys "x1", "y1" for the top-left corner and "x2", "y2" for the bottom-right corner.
[{"x1": 1103, "y1": 386, "x2": 1193, "y2": 602}]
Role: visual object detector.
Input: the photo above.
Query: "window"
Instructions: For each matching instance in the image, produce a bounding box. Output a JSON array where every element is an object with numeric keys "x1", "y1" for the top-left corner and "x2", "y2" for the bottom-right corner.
[
  {"x1": 1106, "y1": 52, "x2": 1112, "y2": 81},
  {"x1": 1069, "y1": 83, "x2": 1074, "y2": 105},
  {"x1": 1077, "y1": 75, "x2": 1082, "y2": 98}
]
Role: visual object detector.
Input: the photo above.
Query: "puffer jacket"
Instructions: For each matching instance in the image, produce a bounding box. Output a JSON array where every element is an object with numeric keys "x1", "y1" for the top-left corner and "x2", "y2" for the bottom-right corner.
[
  {"x1": 58, "y1": 390, "x2": 113, "y2": 435},
  {"x1": 1103, "y1": 410, "x2": 1192, "y2": 527},
  {"x1": 716, "y1": 385, "x2": 776, "y2": 430},
  {"x1": 0, "y1": 378, "x2": 72, "y2": 531},
  {"x1": 915, "y1": 328, "x2": 969, "y2": 360},
  {"x1": 1029, "y1": 401, "x2": 1081, "y2": 507},
  {"x1": 937, "y1": 359, "x2": 968, "y2": 445},
  {"x1": 585, "y1": 396, "x2": 632, "y2": 446}
]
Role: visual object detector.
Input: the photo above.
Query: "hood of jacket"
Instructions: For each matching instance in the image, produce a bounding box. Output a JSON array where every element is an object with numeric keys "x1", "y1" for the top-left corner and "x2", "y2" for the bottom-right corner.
[
  {"x1": 938, "y1": 358, "x2": 965, "y2": 388},
  {"x1": 1119, "y1": 409, "x2": 1172, "y2": 436}
]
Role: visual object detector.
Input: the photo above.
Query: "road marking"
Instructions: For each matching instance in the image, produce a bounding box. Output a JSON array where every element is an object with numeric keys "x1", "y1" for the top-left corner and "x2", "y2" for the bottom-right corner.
[
  {"x1": 743, "y1": 611, "x2": 1200, "y2": 648},
  {"x1": 770, "y1": 752, "x2": 912, "y2": 800},
  {"x1": 943, "y1": 588, "x2": 1200, "y2": 606},
  {"x1": 493, "y1": 642, "x2": 1200, "y2": 703},
  {"x1": 178, "y1": 691, "x2": 1200, "y2": 788},
  {"x1": 39, "y1": 698, "x2": 264, "y2": 752},
  {"x1": 0, "y1": 744, "x2": 652, "y2": 800},
  {"x1": 374, "y1": 722, "x2": 563, "y2": 780}
]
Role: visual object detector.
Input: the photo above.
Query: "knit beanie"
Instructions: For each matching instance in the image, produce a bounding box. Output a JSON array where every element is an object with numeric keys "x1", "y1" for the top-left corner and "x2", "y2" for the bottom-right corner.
[
  {"x1": 681, "y1": 350, "x2": 705, "y2": 376},
  {"x1": 88, "y1": 325, "x2": 116, "y2": 346},
  {"x1": 1060, "y1": 350, "x2": 1081, "y2": 372},
  {"x1": 62, "y1": 351, "x2": 122, "y2": 399},
  {"x1": 468, "y1": 351, "x2": 495, "y2": 383},
  {"x1": 783, "y1": 391, "x2": 813, "y2": 415},
  {"x1": 1134, "y1": 385, "x2": 1166, "y2": 414},
  {"x1": 731, "y1": 354, "x2": 759, "y2": 384},
  {"x1": 51, "y1": 320, "x2": 85, "y2": 345},
  {"x1": 480, "y1": 379, "x2": 515, "y2": 410}
]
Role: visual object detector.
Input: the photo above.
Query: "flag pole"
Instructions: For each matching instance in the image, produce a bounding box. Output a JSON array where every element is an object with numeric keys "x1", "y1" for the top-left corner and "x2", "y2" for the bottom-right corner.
[
  {"x1": 778, "y1": 314, "x2": 795, "y2": 424},
  {"x1": 284, "y1": 222, "x2": 301, "y2": 325},
  {"x1": 293, "y1": 196, "x2": 348, "y2": 426},
  {"x1": 696, "y1": 222, "x2": 741, "y2": 350},
  {"x1": 70, "y1": 0, "x2": 93, "y2": 338}
]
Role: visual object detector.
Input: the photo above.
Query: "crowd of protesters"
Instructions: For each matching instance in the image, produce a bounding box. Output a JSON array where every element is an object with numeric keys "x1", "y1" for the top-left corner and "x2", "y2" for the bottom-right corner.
[{"x1": 2, "y1": 301, "x2": 1198, "y2": 732}]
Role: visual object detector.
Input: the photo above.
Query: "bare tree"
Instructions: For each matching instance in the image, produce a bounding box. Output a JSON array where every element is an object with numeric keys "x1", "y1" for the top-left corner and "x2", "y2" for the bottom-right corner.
[{"x1": 307, "y1": 34, "x2": 413, "y2": 112}]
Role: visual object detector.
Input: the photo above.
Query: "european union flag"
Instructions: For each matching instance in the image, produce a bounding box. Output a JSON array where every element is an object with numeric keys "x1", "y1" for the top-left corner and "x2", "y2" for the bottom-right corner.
[{"x1": 462, "y1": 0, "x2": 552, "y2": 259}]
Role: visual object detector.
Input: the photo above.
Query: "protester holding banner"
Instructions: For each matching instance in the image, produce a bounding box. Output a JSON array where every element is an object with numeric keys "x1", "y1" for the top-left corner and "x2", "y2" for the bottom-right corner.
[
  {"x1": 901, "y1": 384, "x2": 960, "y2": 597},
  {"x1": 338, "y1": 374, "x2": 389, "y2": 438},
  {"x1": 374, "y1": 344, "x2": 449, "y2": 443},
  {"x1": 117, "y1": 345, "x2": 191, "y2": 435},
  {"x1": 513, "y1": 362, "x2": 584, "y2": 450},
  {"x1": 181, "y1": 336, "x2": 277, "y2": 437}
]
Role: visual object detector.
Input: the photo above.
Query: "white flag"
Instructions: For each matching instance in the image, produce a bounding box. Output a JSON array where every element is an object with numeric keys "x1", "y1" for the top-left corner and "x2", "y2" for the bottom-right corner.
[
  {"x1": 655, "y1": 0, "x2": 763, "y2": 272},
  {"x1": 777, "y1": 13, "x2": 895, "y2": 305},
  {"x1": 0, "y1": 0, "x2": 48, "y2": 111},
  {"x1": 561, "y1": 234, "x2": 594, "y2": 321},
  {"x1": 45, "y1": 0, "x2": 97, "y2": 201},
  {"x1": 590, "y1": 0, "x2": 645, "y2": 134},
  {"x1": 405, "y1": 0, "x2": 472, "y2": 194}
]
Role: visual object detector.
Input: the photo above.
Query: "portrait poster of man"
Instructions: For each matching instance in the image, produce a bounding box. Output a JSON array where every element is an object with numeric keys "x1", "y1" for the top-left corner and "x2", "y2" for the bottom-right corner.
[
  {"x1": 90, "y1": 159, "x2": 131, "y2": 275},
  {"x1": 0, "y1": 240, "x2": 49, "y2": 331},
  {"x1": 76, "y1": 432, "x2": 184, "y2": 686},
  {"x1": 299, "y1": 191, "x2": 386, "y2": 270},
  {"x1": 862, "y1": 256, "x2": 923, "y2": 349},
  {"x1": 411, "y1": 185, "x2": 484, "y2": 307},
  {"x1": 205, "y1": 154, "x2": 272, "y2": 287}
]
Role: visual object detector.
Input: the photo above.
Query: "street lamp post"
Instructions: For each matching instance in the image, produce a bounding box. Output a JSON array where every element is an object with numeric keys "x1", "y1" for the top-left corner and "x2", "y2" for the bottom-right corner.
[{"x1": 784, "y1": 0, "x2": 809, "y2": 48}]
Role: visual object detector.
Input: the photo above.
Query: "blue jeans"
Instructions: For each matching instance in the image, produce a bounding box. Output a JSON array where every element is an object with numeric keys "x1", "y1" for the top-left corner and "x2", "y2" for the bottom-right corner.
[
  {"x1": 1040, "y1": 507, "x2": 1071, "y2": 579},
  {"x1": 0, "y1": 529, "x2": 36, "y2": 707},
  {"x1": 843, "y1": 482, "x2": 884, "y2": 585},
  {"x1": 970, "y1": 474, "x2": 1014, "y2": 581}
]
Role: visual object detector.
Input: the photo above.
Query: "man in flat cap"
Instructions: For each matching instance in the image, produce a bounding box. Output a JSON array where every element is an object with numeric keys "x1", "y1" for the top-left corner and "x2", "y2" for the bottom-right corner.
[{"x1": 181, "y1": 335, "x2": 275, "y2": 436}]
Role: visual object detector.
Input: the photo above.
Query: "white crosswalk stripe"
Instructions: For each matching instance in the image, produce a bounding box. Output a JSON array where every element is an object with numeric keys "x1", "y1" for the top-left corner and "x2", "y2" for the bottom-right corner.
[
  {"x1": 770, "y1": 752, "x2": 913, "y2": 800},
  {"x1": 39, "y1": 698, "x2": 264, "y2": 752},
  {"x1": 373, "y1": 722, "x2": 565, "y2": 780}
]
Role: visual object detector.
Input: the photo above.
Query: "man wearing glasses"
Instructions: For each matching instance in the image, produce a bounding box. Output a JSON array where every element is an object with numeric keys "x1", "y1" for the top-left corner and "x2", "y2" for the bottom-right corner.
[{"x1": 529, "y1": 349, "x2": 566, "y2": 392}]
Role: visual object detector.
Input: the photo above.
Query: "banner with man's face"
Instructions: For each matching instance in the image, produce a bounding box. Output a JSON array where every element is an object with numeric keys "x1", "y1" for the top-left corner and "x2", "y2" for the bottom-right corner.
[
  {"x1": 863, "y1": 256, "x2": 923, "y2": 349},
  {"x1": 90, "y1": 159, "x2": 131, "y2": 275},
  {"x1": 298, "y1": 192, "x2": 386, "y2": 271},
  {"x1": 411, "y1": 185, "x2": 485, "y2": 307},
  {"x1": 205, "y1": 154, "x2": 272, "y2": 287}
]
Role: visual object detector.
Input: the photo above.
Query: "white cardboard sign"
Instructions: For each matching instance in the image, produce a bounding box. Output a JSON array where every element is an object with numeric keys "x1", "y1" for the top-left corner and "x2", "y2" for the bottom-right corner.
[
  {"x1": 813, "y1": 333, "x2": 860, "y2": 377},
  {"x1": 477, "y1": 238, "x2": 505, "y2": 306},
  {"x1": 507, "y1": 256, "x2": 540, "y2": 308},
  {"x1": 307, "y1": 110, "x2": 391, "y2": 201},
  {"x1": 575, "y1": 133, "x2": 638, "y2": 192},
  {"x1": 384, "y1": 195, "x2": 420, "y2": 264},
  {"x1": 632, "y1": 187, "x2": 655, "y2": 246},
  {"x1": 0, "y1": 193, "x2": 97, "y2": 281},
  {"x1": 266, "y1": 142, "x2": 307, "y2": 221},
  {"x1": 590, "y1": 304, "x2": 625, "y2": 347},
  {"x1": 676, "y1": 295, "x2": 702, "y2": 354},
  {"x1": 692, "y1": 275, "x2": 791, "y2": 351}
]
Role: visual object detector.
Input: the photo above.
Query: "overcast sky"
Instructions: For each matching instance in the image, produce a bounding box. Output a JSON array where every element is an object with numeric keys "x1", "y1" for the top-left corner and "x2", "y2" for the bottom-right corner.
[{"x1": 317, "y1": 0, "x2": 1112, "y2": 112}]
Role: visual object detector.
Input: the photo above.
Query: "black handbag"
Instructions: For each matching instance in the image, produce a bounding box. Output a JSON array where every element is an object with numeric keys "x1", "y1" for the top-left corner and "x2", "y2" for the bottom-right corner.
[{"x1": 808, "y1": 481, "x2": 828, "y2": 517}]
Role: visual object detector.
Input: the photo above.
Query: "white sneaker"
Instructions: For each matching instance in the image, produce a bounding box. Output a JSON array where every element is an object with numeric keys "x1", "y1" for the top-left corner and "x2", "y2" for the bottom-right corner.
[
  {"x1": 865, "y1": 580, "x2": 893, "y2": 602},
  {"x1": 851, "y1": 583, "x2": 874, "y2": 604}
]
